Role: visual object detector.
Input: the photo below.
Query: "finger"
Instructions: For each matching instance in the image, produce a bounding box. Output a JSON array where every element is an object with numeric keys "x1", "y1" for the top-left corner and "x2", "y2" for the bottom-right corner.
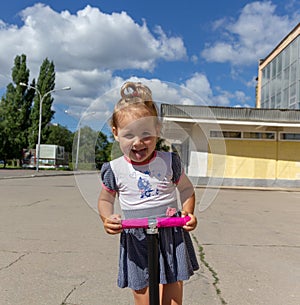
[
  {"x1": 106, "y1": 225, "x2": 123, "y2": 234},
  {"x1": 107, "y1": 229, "x2": 121, "y2": 235},
  {"x1": 183, "y1": 225, "x2": 192, "y2": 232},
  {"x1": 181, "y1": 210, "x2": 187, "y2": 216},
  {"x1": 106, "y1": 223, "x2": 122, "y2": 230},
  {"x1": 108, "y1": 215, "x2": 121, "y2": 222}
]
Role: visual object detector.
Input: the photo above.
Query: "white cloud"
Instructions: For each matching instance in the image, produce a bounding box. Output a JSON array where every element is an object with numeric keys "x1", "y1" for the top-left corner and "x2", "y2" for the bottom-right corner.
[
  {"x1": 190, "y1": 54, "x2": 198, "y2": 64},
  {"x1": 201, "y1": 1, "x2": 299, "y2": 66},
  {"x1": 81, "y1": 73, "x2": 236, "y2": 128},
  {"x1": 16, "y1": 4, "x2": 186, "y2": 72},
  {"x1": 1, "y1": 1, "x2": 283, "y2": 124},
  {"x1": 157, "y1": 72, "x2": 246, "y2": 107},
  {"x1": 213, "y1": 85, "x2": 252, "y2": 107},
  {"x1": 181, "y1": 73, "x2": 213, "y2": 105},
  {"x1": 0, "y1": 3, "x2": 187, "y2": 114}
]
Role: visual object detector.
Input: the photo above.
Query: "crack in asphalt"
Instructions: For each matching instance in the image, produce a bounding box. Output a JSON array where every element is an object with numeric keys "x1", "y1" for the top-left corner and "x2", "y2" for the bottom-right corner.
[
  {"x1": 0, "y1": 253, "x2": 28, "y2": 271},
  {"x1": 25, "y1": 198, "x2": 49, "y2": 207},
  {"x1": 61, "y1": 280, "x2": 87, "y2": 305},
  {"x1": 192, "y1": 233, "x2": 228, "y2": 305},
  {"x1": 202, "y1": 243, "x2": 300, "y2": 248},
  {"x1": 0, "y1": 249, "x2": 87, "y2": 305},
  {"x1": 0, "y1": 249, "x2": 80, "y2": 255}
]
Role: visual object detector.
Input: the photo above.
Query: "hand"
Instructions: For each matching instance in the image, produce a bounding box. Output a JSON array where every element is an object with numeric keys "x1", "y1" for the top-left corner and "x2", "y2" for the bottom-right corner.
[
  {"x1": 181, "y1": 210, "x2": 197, "y2": 232},
  {"x1": 103, "y1": 214, "x2": 123, "y2": 234}
]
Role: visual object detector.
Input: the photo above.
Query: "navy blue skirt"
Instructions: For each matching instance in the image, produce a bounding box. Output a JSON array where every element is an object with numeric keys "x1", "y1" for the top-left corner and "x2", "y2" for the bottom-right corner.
[{"x1": 117, "y1": 227, "x2": 199, "y2": 290}]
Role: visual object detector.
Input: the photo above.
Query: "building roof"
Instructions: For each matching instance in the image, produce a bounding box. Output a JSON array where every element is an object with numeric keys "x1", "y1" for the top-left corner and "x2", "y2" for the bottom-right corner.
[
  {"x1": 161, "y1": 104, "x2": 300, "y2": 127},
  {"x1": 259, "y1": 22, "x2": 300, "y2": 65}
]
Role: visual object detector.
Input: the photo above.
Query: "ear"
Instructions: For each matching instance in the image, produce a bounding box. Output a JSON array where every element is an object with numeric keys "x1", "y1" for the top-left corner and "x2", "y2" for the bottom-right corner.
[{"x1": 112, "y1": 127, "x2": 119, "y2": 141}]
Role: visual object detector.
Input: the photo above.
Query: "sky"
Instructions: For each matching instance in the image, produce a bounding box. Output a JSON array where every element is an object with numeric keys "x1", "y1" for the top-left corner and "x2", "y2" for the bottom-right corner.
[{"x1": 0, "y1": 0, "x2": 299, "y2": 132}]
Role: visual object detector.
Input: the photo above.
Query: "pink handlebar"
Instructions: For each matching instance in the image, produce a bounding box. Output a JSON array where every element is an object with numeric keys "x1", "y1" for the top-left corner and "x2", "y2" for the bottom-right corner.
[{"x1": 121, "y1": 215, "x2": 191, "y2": 229}]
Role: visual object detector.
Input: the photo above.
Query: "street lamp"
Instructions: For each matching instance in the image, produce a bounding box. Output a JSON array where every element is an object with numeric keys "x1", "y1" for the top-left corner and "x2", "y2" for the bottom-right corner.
[{"x1": 20, "y1": 82, "x2": 71, "y2": 172}]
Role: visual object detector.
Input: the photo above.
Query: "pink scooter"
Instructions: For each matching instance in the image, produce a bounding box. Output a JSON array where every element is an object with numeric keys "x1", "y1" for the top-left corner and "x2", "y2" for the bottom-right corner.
[{"x1": 122, "y1": 215, "x2": 191, "y2": 305}]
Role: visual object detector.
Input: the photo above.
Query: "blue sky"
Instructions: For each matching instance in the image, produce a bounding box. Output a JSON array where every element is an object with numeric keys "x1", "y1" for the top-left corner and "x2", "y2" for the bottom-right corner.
[{"x1": 0, "y1": 0, "x2": 299, "y2": 131}]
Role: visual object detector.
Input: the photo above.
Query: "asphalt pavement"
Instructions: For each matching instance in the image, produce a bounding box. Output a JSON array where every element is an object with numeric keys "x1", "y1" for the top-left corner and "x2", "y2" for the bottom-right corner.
[{"x1": 0, "y1": 169, "x2": 299, "y2": 305}]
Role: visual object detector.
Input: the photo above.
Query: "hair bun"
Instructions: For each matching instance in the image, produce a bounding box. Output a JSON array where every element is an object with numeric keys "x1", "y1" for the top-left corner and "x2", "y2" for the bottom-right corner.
[{"x1": 120, "y1": 82, "x2": 152, "y2": 101}]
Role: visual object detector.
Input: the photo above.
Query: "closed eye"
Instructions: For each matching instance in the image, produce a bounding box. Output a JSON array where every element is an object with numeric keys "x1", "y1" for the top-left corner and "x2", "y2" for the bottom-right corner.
[
  {"x1": 142, "y1": 131, "x2": 154, "y2": 138},
  {"x1": 123, "y1": 133, "x2": 134, "y2": 139}
]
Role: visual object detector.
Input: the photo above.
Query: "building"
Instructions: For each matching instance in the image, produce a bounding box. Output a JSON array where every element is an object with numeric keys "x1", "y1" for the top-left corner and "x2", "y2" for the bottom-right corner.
[
  {"x1": 159, "y1": 24, "x2": 300, "y2": 188},
  {"x1": 161, "y1": 104, "x2": 300, "y2": 188},
  {"x1": 256, "y1": 23, "x2": 300, "y2": 109}
]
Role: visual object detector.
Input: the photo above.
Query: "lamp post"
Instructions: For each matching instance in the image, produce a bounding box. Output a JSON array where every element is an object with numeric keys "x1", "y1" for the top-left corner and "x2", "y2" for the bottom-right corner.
[{"x1": 20, "y1": 83, "x2": 71, "y2": 172}]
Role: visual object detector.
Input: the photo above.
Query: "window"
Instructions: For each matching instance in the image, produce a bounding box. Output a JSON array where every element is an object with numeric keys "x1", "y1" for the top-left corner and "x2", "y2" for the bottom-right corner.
[
  {"x1": 290, "y1": 40, "x2": 297, "y2": 63},
  {"x1": 277, "y1": 53, "x2": 282, "y2": 73},
  {"x1": 271, "y1": 60, "x2": 276, "y2": 79},
  {"x1": 210, "y1": 130, "x2": 241, "y2": 139},
  {"x1": 275, "y1": 92, "x2": 281, "y2": 108},
  {"x1": 261, "y1": 85, "x2": 266, "y2": 103},
  {"x1": 290, "y1": 62, "x2": 297, "y2": 83},
  {"x1": 283, "y1": 45, "x2": 290, "y2": 68},
  {"x1": 259, "y1": 35, "x2": 300, "y2": 110},
  {"x1": 265, "y1": 64, "x2": 270, "y2": 81},
  {"x1": 283, "y1": 67, "x2": 289, "y2": 89},
  {"x1": 289, "y1": 97, "x2": 296, "y2": 108},
  {"x1": 283, "y1": 88, "x2": 289, "y2": 108},
  {"x1": 265, "y1": 83, "x2": 270, "y2": 101},
  {"x1": 290, "y1": 83, "x2": 296, "y2": 99},
  {"x1": 271, "y1": 95, "x2": 275, "y2": 108},
  {"x1": 271, "y1": 80, "x2": 276, "y2": 96},
  {"x1": 243, "y1": 132, "x2": 275, "y2": 140},
  {"x1": 210, "y1": 130, "x2": 276, "y2": 140},
  {"x1": 280, "y1": 133, "x2": 300, "y2": 141}
]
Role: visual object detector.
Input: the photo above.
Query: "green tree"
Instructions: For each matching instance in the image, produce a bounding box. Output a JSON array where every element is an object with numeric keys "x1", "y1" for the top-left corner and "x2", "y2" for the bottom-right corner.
[
  {"x1": 95, "y1": 131, "x2": 113, "y2": 169},
  {"x1": 156, "y1": 137, "x2": 170, "y2": 152},
  {"x1": 0, "y1": 54, "x2": 34, "y2": 164},
  {"x1": 73, "y1": 126, "x2": 98, "y2": 169},
  {"x1": 45, "y1": 124, "x2": 74, "y2": 153},
  {"x1": 28, "y1": 58, "x2": 55, "y2": 148},
  {"x1": 0, "y1": 105, "x2": 5, "y2": 165}
]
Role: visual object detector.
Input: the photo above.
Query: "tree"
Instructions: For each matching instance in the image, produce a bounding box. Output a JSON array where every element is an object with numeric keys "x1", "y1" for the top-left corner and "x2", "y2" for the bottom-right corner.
[
  {"x1": 45, "y1": 124, "x2": 74, "y2": 153},
  {"x1": 0, "y1": 105, "x2": 5, "y2": 165},
  {"x1": 0, "y1": 54, "x2": 35, "y2": 164},
  {"x1": 73, "y1": 126, "x2": 98, "y2": 169},
  {"x1": 95, "y1": 131, "x2": 113, "y2": 169},
  {"x1": 28, "y1": 58, "x2": 55, "y2": 148},
  {"x1": 156, "y1": 138, "x2": 170, "y2": 152}
]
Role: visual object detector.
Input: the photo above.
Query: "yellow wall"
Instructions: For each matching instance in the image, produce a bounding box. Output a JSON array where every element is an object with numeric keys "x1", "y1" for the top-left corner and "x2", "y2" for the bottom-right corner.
[
  {"x1": 207, "y1": 139, "x2": 300, "y2": 180},
  {"x1": 277, "y1": 142, "x2": 300, "y2": 179}
]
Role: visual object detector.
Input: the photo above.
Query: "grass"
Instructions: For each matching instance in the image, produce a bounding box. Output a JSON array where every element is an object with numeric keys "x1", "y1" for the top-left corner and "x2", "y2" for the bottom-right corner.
[{"x1": 192, "y1": 233, "x2": 227, "y2": 305}]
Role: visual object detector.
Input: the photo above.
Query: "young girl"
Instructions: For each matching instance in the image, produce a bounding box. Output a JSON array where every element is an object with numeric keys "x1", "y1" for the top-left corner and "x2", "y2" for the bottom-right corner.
[{"x1": 98, "y1": 82, "x2": 199, "y2": 305}]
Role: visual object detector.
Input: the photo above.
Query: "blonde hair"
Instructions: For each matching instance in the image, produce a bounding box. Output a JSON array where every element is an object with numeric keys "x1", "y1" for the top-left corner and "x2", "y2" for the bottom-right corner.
[{"x1": 111, "y1": 82, "x2": 159, "y2": 128}]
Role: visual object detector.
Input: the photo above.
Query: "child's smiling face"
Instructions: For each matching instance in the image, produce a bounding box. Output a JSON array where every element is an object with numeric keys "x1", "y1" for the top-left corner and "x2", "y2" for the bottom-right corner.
[{"x1": 113, "y1": 114, "x2": 160, "y2": 163}]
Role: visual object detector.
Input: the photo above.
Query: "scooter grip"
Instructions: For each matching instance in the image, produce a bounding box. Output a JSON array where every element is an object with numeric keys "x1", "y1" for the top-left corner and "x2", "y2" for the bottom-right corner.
[
  {"x1": 121, "y1": 218, "x2": 148, "y2": 229},
  {"x1": 157, "y1": 215, "x2": 191, "y2": 228},
  {"x1": 121, "y1": 215, "x2": 191, "y2": 229}
]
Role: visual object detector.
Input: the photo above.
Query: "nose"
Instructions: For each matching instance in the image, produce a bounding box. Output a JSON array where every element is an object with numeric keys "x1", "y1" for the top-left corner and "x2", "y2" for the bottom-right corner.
[{"x1": 132, "y1": 136, "x2": 144, "y2": 147}]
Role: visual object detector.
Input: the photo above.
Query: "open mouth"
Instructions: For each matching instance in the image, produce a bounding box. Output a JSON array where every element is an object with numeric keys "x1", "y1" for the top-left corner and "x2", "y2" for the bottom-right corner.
[{"x1": 131, "y1": 148, "x2": 147, "y2": 160}]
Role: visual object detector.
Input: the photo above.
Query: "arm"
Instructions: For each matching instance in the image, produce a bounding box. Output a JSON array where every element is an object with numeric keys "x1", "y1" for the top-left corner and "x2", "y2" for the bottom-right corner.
[
  {"x1": 98, "y1": 188, "x2": 122, "y2": 234},
  {"x1": 177, "y1": 172, "x2": 197, "y2": 232}
]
